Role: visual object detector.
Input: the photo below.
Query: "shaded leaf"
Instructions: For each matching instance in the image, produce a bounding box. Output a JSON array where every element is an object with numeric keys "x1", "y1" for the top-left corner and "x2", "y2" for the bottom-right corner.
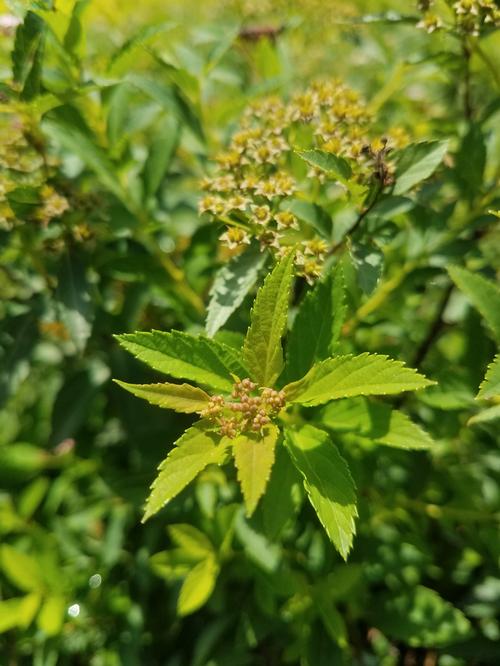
[
  {"x1": 260, "y1": 444, "x2": 301, "y2": 539},
  {"x1": 449, "y1": 266, "x2": 500, "y2": 342},
  {"x1": 206, "y1": 242, "x2": 266, "y2": 338},
  {"x1": 142, "y1": 116, "x2": 180, "y2": 199},
  {"x1": 284, "y1": 263, "x2": 346, "y2": 383}
]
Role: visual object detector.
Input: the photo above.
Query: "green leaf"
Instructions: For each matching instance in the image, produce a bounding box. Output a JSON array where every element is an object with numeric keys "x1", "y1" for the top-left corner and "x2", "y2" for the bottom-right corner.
[
  {"x1": 0, "y1": 594, "x2": 40, "y2": 633},
  {"x1": 469, "y1": 404, "x2": 500, "y2": 425},
  {"x1": 320, "y1": 398, "x2": 434, "y2": 449},
  {"x1": 168, "y1": 524, "x2": 214, "y2": 558},
  {"x1": 243, "y1": 253, "x2": 295, "y2": 386},
  {"x1": 177, "y1": 556, "x2": 219, "y2": 616},
  {"x1": 114, "y1": 380, "x2": 210, "y2": 413},
  {"x1": 116, "y1": 330, "x2": 248, "y2": 393},
  {"x1": 143, "y1": 422, "x2": 228, "y2": 522},
  {"x1": 370, "y1": 585, "x2": 472, "y2": 647},
  {"x1": 0, "y1": 545, "x2": 44, "y2": 592},
  {"x1": 284, "y1": 353, "x2": 435, "y2": 407},
  {"x1": 296, "y1": 149, "x2": 352, "y2": 180},
  {"x1": 206, "y1": 242, "x2": 266, "y2": 338},
  {"x1": 448, "y1": 266, "x2": 500, "y2": 342},
  {"x1": 142, "y1": 116, "x2": 180, "y2": 200},
  {"x1": 55, "y1": 251, "x2": 94, "y2": 353},
  {"x1": 233, "y1": 425, "x2": 279, "y2": 516},
  {"x1": 12, "y1": 11, "x2": 45, "y2": 100},
  {"x1": 43, "y1": 109, "x2": 128, "y2": 205},
  {"x1": 285, "y1": 425, "x2": 357, "y2": 560},
  {"x1": 283, "y1": 199, "x2": 332, "y2": 239},
  {"x1": 37, "y1": 596, "x2": 65, "y2": 636},
  {"x1": 350, "y1": 241, "x2": 384, "y2": 295},
  {"x1": 477, "y1": 354, "x2": 500, "y2": 401},
  {"x1": 260, "y1": 444, "x2": 301, "y2": 539},
  {"x1": 284, "y1": 263, "x2": 346, "y2": 383},
  {"x1": 393, "y1": 141, "x2": 448, "y2": 195}
]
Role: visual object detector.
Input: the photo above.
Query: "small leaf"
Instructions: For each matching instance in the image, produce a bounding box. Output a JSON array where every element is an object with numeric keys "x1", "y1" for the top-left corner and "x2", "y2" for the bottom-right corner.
[
  {"x1": 468, "y1": 404, "x2": 500, "y2": 425},
  {"x1": 0, "y1": 545, "x2": 44, "y2": 592},
  {"x1": 37, "y1": 596, "x2": 65, "y2": 636},
  {"x1": 477, "y1": 354, "x2": 500, "y2": 401},
  {"x1": 296, "y1": 149, "x2": 352, "y2": 180},
  {"x1": 177, "y1": 556, "x2": 219, "y2": 616},
  {"x1": 115, "y1": 380, "x2": 210, "y2": 413},
  {"x1": 320, "y1": 398, "x2": 434, "y2": 449},
  {"x1": 142, "y1": 116, "x2": 180, "y2": 200},
  {"x1": 12, "y1": 11, "x2": 44, "y2": 100},
  {"x1": 142, "y1": 422, "x2": 228, "y2": 522},
  {"x1": 243, "y1": 253, "x2": 295, "y2": 386},
  {"x1": 448, "y1": 266, "x2": 500, "y2": 342},
  {"x1": 350, "y1": 241, "x2": 384, "y2": 295},
  {"x1": 284, "y1": 353, "x2": 435, "y2": 407},
  {"x1": 168, "y1": 524, "x2": 214, "y2": 559},
  {"x1": 55, "y1": 251, "x2": 94, "y2": 353},
  {"x1": 233, "y1": 425, "x2": 279, "y2": 516},
  {"x1": 285, "y1": 425, "x2": 357, "y2": 560},
  {"x1": 284, "y1": 263, "x2": 346, "y2": 383},
  {"x1": 393, "y1": 141, "x2": 448, "y2": 195},
  {"x1": 117, "y1": 330, "x2": 248, "y2": 393},
  {"x1": 0, "y1": 594, "x2": 40, "y2": 633},
  {"x1": 206, "y1": 242, "x2": 267, "y2": 338}
]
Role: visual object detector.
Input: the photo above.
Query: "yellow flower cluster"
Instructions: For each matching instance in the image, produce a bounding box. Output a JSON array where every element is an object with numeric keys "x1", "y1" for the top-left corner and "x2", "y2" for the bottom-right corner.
[
  {"x1": 200, "y1": 79, "x2": 406, "y2": 283},
  {"x1": 200, "y1": 377, "x2": 286, "y2": 438},
  {"x1": 417, "y1": 0, "x2": 499, "y2": 35}
]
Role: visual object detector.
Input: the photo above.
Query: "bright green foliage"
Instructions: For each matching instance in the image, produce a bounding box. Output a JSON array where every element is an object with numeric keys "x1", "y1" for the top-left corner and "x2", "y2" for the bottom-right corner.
[
  {"x1": 285, "y1": 425, "x2": 358, "y2": 560},
  {"x1": 242, "y1": 252, "x2": 295, "y2": 386},
  {"x1": 114, "y1": 380, "x2": 211, "y2": 413},
  {"x1": 284, "y1": 353, "x2": 434, "y2": 406},
  {"x1": 116, "y1": 331, "x2": 247, "y2": 392},
  {"x1": 448, "y1": 266, "x2": 500, "y2": 341},
  {"x1": 143, "y1": 423, "x2": 229, "y2": 522},
  {"x1": 177, "y1": 557, "x2": 219, "y2": 616},
  {"x1": 233, "y1": 425, "x2": 278, "y2": 516},
  {"x1": 477, "y1": 354, "x2": 500, "y2": 401}
]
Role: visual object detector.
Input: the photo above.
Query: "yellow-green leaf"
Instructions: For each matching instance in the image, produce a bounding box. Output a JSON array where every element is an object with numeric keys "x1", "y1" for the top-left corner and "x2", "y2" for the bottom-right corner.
[
  {"x1": 177, "y1": 556, "x2": 219, "y2": 616},
  {"x1": 0, "y1": 594, "x2": 40, "y2": 633},
  {"x1": 477, "y1": 354, "x2": 500, "y2": 401},
  {"x1": 243, "y1": 253, "x2": 295, "y2": 387},
  {"x1": 114, "y1": 380, "x2": 210, "y2": 413},
  {"x1": 284, "y1": 353, "x2": 435, "y2": 407},
  {"x1": 142, "y1": 422, "x2": 228, "y2": 522},
  {"x1": 37, "y1": 596, "x2": 66, "y2": 636},
  {"x1": 448, "y1": 266, "x2": 500, "y2": 342},
  {"x1": 0, "y1": 545, "x2": 44, "y2": 592},
  {"x1": 233, "y1": 425, "x2": 279, "y2": 516}
]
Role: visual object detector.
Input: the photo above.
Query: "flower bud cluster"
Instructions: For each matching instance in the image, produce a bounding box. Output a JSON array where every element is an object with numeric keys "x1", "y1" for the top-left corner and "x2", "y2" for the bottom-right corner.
[
  {"x1": 199, "y1": 78, "x2": 408, "y2": 283},
  {"x1": 200, "y1": 378, "x2": 286, "y2": 438},
  {"x1": 416, "y1": 0, "x2": 499, "y2": 36}
]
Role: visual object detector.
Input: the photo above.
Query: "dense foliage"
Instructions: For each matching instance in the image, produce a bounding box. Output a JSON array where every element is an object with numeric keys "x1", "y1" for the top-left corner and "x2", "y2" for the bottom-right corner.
[{"x1": 1, "y1": 1, "x2": 499, "y2": 664}]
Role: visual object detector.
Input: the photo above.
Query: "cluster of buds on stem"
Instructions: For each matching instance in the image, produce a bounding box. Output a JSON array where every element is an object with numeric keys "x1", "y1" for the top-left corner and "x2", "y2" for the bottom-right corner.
[{"x1": 200, "y1": 378, "x2": 286, "y2": 438}]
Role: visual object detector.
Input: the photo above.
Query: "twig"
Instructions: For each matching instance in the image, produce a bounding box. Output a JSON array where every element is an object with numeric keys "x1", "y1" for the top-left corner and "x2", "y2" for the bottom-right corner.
[{"x1": 412, "y1": 283, "x2": 454, "y2": 369}]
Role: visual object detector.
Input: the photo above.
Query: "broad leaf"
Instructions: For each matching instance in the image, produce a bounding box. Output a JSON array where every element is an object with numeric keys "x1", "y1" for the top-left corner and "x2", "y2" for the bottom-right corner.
[
  {"x1": 477, "y1": 354, "x2": 500, "y2": 401},
  {"x1": 12, "y1": 11, "x2": 44, "y2": 100},
  {"x1": 117, "y1": 330, "x2": 248, "y2": 393},
  {"x1": 142, "y1": 116, "x2": 180, "y2": 200},
  {"x1": 114, "y1": 380, "x2": 210, "y2": 413},
  {"x1": 206, "y1": 242, "x2": 266, "y2": 338},
  {"x1": 0, "y1": 594, "x2": 40, "y2": 633},
  {"x1": 350, "y1": 241, "x2": 384, "y2": 295},
  {"x1": 393, "y1": 141, "x2": 448, "y2": 195},
  {"x1": 296, "y1": 149, "x2": 352, "y2": 180},
  {"x1": 168, "y1": 524, "x2": 214, "y2": 558},
  {"x1": 233, "y1": 425, "x2": 278, "y2": 516},
  {"x1": 284, "y1": 263, "x2": 346, "y2": 383},
  {"x1": 285, "y1": 425, "x2": 357, "y2": 560},
  {"x1": 177, "y1": 556, "x2": 219, "y2": 616},
  {"x1": 320, "y1": 398, "x2": 434, "y2": 449},
  {"x1": 285, "y1": 353, "x2": 435, "y2": 407},
  {"x1": 143, "y1": 423, "x2": 228, "y2": 521},
  {"x1": 449, "y1": 266, "x2": 500, "y2": 342},
  {"x1": 243, "y1": 253, "x2": 295, "y2": 386}
]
